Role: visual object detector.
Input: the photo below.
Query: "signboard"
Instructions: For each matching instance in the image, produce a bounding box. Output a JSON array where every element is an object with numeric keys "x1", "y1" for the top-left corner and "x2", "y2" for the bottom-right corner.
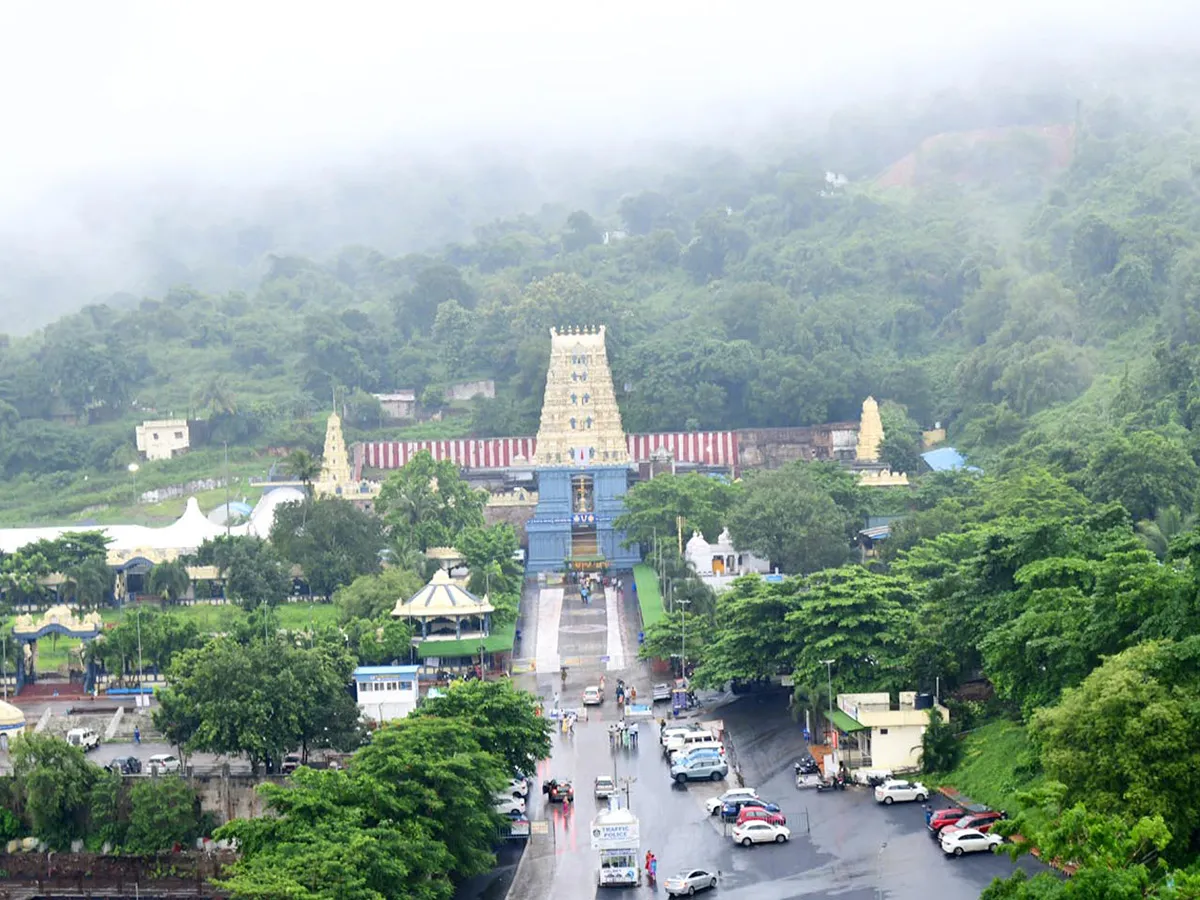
[
  {"x1": 530, "y1": 820, "x2": 549, "y2": 835},
  {"x1": 507, "y1": 818, "x2": 531, "y2": 838},
  {"x1": 591, "y1": 820, "x2": 640, "y2": 850},
  {"x1": 572, "y1": 513, "x2": 596, "y2": 526}
]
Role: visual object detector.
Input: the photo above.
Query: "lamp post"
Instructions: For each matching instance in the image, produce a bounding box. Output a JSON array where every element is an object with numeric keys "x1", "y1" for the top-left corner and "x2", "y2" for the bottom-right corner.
[
  {"x1": 479, "y1": 642, "x2": 486, "y2": 681},
  {"x1": 678, "y1": 598, "x2": 692, "y2": 681},
  {"x1": 137, "y1": 606, "x2": 144, "y2": 700},
  {"x1": 820, "y1": 658, "x2": 835, "y2": 747}
]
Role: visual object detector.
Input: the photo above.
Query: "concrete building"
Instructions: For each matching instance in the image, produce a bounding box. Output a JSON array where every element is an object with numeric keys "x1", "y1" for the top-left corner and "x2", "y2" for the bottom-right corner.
[
  {"x1": 374, "y1": 391, "x2": 417, "y2": 420},
  {"x1": 525, "y1": 326, "x2": 640, "y2": 573},
  {"x1": 684, "y1": 529, "x2": 770, "y2": 587},
  {"x1": 135, "y1": 419, "x2": 190, "y2": 461},
  {"x1": 352, "y1": 665, "x2": 420, "y2": 722},
  {"x1": 828, "y1": 691, "x2": 949, "y2": 773}
]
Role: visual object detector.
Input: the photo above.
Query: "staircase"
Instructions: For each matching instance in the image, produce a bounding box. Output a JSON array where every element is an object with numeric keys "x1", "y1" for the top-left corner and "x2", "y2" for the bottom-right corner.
[
  {"x1": 571, "y1": 528, "x2": 599, "y2": 559},
  {"x1": 13, "y1": 680, "x2": 88, "y2": 702}
]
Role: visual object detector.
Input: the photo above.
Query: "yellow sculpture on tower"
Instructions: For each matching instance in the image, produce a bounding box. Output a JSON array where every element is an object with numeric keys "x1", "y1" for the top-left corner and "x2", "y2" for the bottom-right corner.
[
  {"x1": 532, "y1": 325, "x2": 629, "y2": 467},
  {"x1": 855, "y1": 396, "x2": 884, "y2": 463}
]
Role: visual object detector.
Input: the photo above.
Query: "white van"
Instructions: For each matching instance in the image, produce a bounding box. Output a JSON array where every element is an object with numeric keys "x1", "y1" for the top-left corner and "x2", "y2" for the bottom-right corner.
[
  {"x1": 666, "y1": 729, "x2": 720, "y2": 756},
  {"x1": 660, "y1": 724, "x2": 705, "y2": 748}
]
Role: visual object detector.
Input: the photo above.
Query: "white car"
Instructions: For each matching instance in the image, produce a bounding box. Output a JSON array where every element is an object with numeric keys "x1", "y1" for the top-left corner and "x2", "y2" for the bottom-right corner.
[
  {"x1": 874, "y1": 780, "x2": 928, "y2": 804},
  {"x1": 582, "y1": 686, "x2": 604, "y2": 705},
  {"x1": 507, "y1": 777, "x2": 529, "y2": 798},
  {"x1": 705, "y1": 787, "x2": 759, "y2": 816},
  {"x1": 731, "y1": 821, "x2": 790, "y2": 846},
  {"x1": 494, "y1": 795, "x2": 526, "y2": 817},
  {"x1": 65, "y1": 728, "x2": 100, "y2": 752},
  {"x1": 940, "y1": 828, "x2": 1003, "y2": 857},
  {"x1": 594, "y1": 775, "x2": 616, "y2": 799},
  {"x1": 664, "y1": 869, "x2": 718, "y2": 896},
  {"x1": 147, "y1": 754, "x2": 181, "y2": 774}
]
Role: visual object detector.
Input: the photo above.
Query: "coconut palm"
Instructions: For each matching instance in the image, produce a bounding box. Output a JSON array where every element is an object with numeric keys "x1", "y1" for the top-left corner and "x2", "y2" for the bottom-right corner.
[
  {"x1": 1136, "y1": 506, "x2": 1197, "y2": 560},
  {"x1": 148, "y1": 559, "x2": 192, "y2": 605},
  {"x1": 285, "y1": 449, "x2": 322, "y2": 499}
]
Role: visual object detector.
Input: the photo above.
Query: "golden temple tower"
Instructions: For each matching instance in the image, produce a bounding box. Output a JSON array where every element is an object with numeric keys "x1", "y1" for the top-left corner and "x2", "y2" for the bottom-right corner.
[
  {"x1": 532, "y1": 326, "x2": 629, "y2": 467},
  {"x1": 317, "y1": 411, "x2": 353, "y2": 490},
  {"x1": 855, "y1": 397, "x2": 884, "y2": 463}
]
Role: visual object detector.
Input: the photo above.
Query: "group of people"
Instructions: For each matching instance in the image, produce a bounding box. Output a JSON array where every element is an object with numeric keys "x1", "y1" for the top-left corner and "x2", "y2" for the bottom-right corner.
[
  {"x1": 644, "y1": 851, "x2": 658, "y2": 883},
  {"x1": 608, "y1": 720, "x2": 639, "y2": 749}
]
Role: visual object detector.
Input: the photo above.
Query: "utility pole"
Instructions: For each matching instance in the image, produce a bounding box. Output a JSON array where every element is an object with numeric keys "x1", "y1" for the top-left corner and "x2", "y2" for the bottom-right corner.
[
  {"x1": 137, "y1": 607, "x2": 144, "y2": 697},
  {"x1": 223, "y1": 442, "x2": 231, "y2": 539},
  {"x1": 820, "y1": 659, "x2": 835, "y2": 754},
  {"x1": 679, "y1": 598, "x2": 692, "y2": 680}
]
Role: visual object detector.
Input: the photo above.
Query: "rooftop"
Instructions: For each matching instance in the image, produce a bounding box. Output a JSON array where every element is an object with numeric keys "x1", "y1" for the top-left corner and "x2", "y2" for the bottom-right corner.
[
  {"x1": 391, "y1": 568, "x2": 495, "y2": 620},
  {"x1": 353, "y1": 665, "x2": 421, "y2": 678}
]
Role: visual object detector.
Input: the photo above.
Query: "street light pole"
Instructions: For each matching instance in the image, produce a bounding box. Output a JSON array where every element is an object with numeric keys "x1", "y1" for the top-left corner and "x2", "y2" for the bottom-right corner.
[
  {"x1": 820, "y1": 658, "x2": 835, "y2": 744},
  {"x1": 137, "y1": 607, "x2": 144, "y2": 697},
  {"x1": 678, "y1": 598, "x2": 692, "y2": 680}
]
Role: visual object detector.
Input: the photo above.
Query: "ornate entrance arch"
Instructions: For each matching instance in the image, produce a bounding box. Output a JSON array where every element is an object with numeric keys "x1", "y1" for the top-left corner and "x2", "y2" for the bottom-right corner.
[{"x1": 11, "y1": 606, "x2": 103, "y2": 694}]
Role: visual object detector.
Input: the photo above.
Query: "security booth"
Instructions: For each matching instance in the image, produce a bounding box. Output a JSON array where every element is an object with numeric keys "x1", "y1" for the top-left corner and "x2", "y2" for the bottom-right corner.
[{"x1": 591, "y1": 807, "x2": 640, "y2": 887}]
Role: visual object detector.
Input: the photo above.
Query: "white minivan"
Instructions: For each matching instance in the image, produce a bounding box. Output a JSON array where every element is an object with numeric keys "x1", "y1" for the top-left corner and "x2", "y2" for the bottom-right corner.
[{"x1": 666, "y1": 729, "x2": 720, "y2": 756}]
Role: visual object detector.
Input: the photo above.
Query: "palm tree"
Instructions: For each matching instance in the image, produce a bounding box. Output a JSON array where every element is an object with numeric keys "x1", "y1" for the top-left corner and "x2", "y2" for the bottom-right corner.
[
  {"x1": 193, "y1": 375, "x2": 238, "y2": 419},
  {"x1": 285, "y1": 449, "x2": 321, "y2": 499},
  {"x1": 148, "y1": 559, "x2": 192, "y2": 605},
  {"x1": 67, "y1": 557, "x2": 114, "y2": 609},
  {"x1": 1136, "y1": 506, "x2": 1197, "y2": 560}
]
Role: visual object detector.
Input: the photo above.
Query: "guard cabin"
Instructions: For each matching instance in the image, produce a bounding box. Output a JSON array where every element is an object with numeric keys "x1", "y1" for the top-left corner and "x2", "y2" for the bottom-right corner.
[{"x1": 591, "y1": 806, "x2": 641, "y2": 887}]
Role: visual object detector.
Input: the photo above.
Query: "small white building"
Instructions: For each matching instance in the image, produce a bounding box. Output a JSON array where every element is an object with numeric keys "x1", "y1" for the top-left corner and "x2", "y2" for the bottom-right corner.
[
  {"x1": 373, "y1": 391, "x2": 417, "y2": 420},
  {"x1": 685, "y1": 529, "x2": 771, "y2": 587},
  {"x1": 135, "y1": 419, "x2": 190, "y2": 461},
  {"x1": 829, "y1": 692, "x2": 949, "y2": 773},
  {"x1": 352, "y1": 665, "x2": 421, "y2": 723}
]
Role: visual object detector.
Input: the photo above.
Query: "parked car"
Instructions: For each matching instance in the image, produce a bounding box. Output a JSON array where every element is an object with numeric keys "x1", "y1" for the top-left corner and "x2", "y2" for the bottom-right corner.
[
  {"x1": 508, "y1": 777, "x2": 530, "y2": 798},
  {"x1": 940, "y1": 811, "x2": 1007, "y2": 837},
  {"x1": 721, "y1": 798, "x2": 781, "y2": 821},
  {"x1": 927, "y1": 807, "x2": 968, "y2": 835},
  {"x1": 66, "y1": 728, "x2": 100, "y2": 752},
  {"x1": 147, "y1": 754, "x2": 181, "y2": 775},
  {"x1": 664, "y1": 869, "x2": 718, "y2": 897},
  {"x1": 736, "y1": 807, "x2": 787, "y2": 827},
  {"x1": 652, "y1": 683, "x2": 673, "y2": 703},
  {"x1": 594, "y1": 775, "x2": 616, "y2": 799},
  {"x1": 670, "y1": 745, "x2": 726, "y2": 767},
  {"x1": 873, "y1": 780, "x2": 928, "y2": 804},
  {"x1": 705, "y1": 788, "x2": 759, "y2": 816},
  {"x1": 583, "y1": 685, "x2": 604, "y2": 706},
  {"x1": 671, "y1": 756, "x2": 728, "y2": 783},
  {"x1": 108, "y1": 756, "x2": 142, "y2": 775},
  {"x1": 731, "y1": 821, "x2": 790, "y2": 846},
  {"x1": 661, "y1": 724, "x2": 705, "y2": 747},
  {"x1": 940, "y1": 828, "x2": 1003, "y2": 857},
  {"x1": 494, "y1": 795, "x2": 526, "y2": 817},
  {"x1": 542, "y1": 778, "x2": 574, "y2": 802},
  {"x1": 281, "y1": 753, "x2": 302, "y2": 775}
]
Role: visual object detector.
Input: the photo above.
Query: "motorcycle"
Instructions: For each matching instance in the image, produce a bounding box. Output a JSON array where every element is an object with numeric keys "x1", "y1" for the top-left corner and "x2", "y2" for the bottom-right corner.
[{"x1": 815, "y1": 774, "x2": 848, "y2": 792}]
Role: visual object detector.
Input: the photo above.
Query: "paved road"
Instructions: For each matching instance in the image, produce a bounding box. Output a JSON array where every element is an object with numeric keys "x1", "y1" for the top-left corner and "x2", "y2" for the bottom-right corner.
[{"x1": 504, "y1": 572, "x2": 1043, "y2": 900}]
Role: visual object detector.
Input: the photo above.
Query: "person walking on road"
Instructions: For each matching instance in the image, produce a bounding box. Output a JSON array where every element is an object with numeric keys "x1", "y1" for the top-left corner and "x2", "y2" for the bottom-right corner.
[{"x1": 133, "y1": 726, "x2": 140, "y2": 745}]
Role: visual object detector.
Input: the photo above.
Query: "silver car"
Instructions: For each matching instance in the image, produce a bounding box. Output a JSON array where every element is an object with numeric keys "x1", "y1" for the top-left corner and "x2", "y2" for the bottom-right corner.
[{"x1": 665, "y1": 869, "x2": 718, "y2": 897}]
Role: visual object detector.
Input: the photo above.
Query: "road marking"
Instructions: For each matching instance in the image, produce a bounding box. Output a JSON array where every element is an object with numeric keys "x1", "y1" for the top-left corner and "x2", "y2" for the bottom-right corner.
[
  {"x1": 604, "y1": 586, "x2": 626, "y2": 671},
  {"x1": 535, "y1": 588, "x2": 563, "y2": 673}
]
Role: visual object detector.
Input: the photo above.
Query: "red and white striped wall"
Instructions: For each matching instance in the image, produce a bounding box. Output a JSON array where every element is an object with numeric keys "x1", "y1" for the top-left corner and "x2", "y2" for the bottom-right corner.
[{"x1": 353, "y1": 431, "x2": 738, "y2": 474}]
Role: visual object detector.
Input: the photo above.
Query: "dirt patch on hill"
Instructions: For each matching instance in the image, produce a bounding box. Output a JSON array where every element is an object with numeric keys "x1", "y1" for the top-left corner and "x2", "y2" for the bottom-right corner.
[{"x1": 877, "y1": 123, "x2": 1075, "y2": 188}]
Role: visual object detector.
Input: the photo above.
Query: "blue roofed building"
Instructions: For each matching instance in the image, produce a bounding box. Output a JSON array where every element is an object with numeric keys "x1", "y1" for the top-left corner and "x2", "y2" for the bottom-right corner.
[
  {"x1": 920, "y1": 447, "x2": 981, "y2": 473},
  {"x1": 352, "y1": 665, "x2": 421, "y2": 723}
]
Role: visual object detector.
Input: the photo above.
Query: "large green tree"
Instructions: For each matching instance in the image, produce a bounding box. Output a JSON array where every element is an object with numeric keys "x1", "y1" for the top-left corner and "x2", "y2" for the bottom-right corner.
[
  {"x1": 376, "y1": 452, "x2": 486, "y2": 553},
  {"x1": 191, "y1": 536, "x2": 290, "y2": 610},
  {"x1": 11, "y1": 734, "x2": 96, "y2": 849},
  {"x1": 694, "y1": 575, "x2": 802, "y2": 688},
  {"x1": 726, "y1": 462, "x2": 859, "y2": 574},
  {"x1": 269, "y1": 497, "x2": 385, "y2": 599},
  {"x1": 333, "y1": 567, "x2": 426, "y2": 623},
  {"x1": 614, "y1": 473, "x2": 742, "y2": 550}
]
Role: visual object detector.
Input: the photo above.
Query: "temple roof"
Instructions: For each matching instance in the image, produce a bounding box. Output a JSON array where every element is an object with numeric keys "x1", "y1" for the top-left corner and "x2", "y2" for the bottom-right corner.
[
  {"x1": 391, "y1": 569, "x2": 495, "y2": 620},
  {"x1": 0, "y1": 701, "x2": 24, "y2": 728}
]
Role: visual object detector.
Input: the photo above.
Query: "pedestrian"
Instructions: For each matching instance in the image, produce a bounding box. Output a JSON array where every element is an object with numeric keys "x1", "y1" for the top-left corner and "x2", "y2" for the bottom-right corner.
[
  {"x1": 629, "y1": 721, "x2": 639, "y2": 747},
  {"x1": 133, "y1": 726, "x2": 140, "y2": 745},
  {"x1": 923, "y1": 804, "x2": 933, "y2": 826},
  {"x1": 630, "y1": 686, "x2": 637, "y2": 703}
]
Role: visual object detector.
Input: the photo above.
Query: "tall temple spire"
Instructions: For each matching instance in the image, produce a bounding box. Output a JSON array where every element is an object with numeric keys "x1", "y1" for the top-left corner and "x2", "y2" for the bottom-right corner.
[
  {"x1": 532, "y1": 325, "x2": 629, "y2": 467},
  {"x1": 855, "y1": 396, "x2": 884, "y2": 463},
  {"x1": 318, "y1": 411, "x2": 352, "y2": 487}
]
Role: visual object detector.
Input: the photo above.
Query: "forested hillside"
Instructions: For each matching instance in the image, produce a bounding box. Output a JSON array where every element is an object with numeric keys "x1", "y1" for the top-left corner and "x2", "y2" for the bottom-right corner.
[{"x1": 4, "y1": 57, "x2": 1200, "y2": 524}]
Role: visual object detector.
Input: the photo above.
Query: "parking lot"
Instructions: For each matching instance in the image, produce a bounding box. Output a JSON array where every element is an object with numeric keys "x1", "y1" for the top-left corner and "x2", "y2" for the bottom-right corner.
[{"x1": 510, "y1": 688, "x2": 1041, "y2": 900}]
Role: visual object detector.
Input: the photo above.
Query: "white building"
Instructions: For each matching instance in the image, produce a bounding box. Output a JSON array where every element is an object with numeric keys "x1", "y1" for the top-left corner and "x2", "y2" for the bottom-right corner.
[
  {"x1": 684, "y1": 529, "x2": 771, "y2": 589},
  {"x1": 135, "y1": 419, "x2": 190, "y2": 461},
  {"x1": 352, "y1": 665, "x2": 421, "y2": 723},
  {"x1": 829, "y1": 691, "x2": 950, "y2": 773}
]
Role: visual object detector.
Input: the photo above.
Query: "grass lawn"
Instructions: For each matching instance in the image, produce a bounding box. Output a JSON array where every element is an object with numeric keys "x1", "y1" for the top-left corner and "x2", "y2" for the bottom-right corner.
[
  {"x1": 931, "y1": 720, "x2": 1044, "y2": 814},
  {"x1": 415, "y1": 621, "x2": 517, "y2": 659},
  {"x1": 632, "y1": 564, "x2": 665, "y2": 628}
]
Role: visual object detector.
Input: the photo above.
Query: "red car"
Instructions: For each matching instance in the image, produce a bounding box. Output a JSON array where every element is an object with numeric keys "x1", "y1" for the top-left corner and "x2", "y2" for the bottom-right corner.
[
  {"x1": 927, "y1": 808, "x2": 967, "y2": 835},
  {"x1": 940, "y1": 811, "x2": 1006, "y2": 838},
  {"x1": 736, "y1": 807, "x2": 787, "y2": 827}
]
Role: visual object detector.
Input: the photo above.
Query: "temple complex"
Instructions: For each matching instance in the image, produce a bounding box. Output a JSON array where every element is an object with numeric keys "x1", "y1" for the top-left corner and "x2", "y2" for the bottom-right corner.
[{"x1": 525, "y1": 326, "x2": 640, "y2": 573}]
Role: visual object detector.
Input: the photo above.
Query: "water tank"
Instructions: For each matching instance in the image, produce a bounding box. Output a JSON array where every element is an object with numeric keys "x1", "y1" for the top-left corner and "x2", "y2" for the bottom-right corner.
[{"x1": 913, "y1": 693, "x2": 934, "y2": 710}]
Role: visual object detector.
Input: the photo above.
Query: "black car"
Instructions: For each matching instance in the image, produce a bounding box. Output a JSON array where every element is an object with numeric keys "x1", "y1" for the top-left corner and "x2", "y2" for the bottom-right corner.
[{"x1": 108, "y1": 756, "x2": 142, "y2": 775}]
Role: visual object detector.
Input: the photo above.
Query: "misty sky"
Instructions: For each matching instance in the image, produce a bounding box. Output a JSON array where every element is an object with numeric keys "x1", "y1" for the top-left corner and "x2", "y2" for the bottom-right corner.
[{"x1": 0, "y1": 0, "x2": 1188, "y2": 203}]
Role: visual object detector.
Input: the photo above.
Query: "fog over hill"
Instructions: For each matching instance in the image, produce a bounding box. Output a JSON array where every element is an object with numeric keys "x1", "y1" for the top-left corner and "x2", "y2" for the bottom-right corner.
[{"x1": 0, "y1": 0, "x2": 1192, "y2": 332}]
